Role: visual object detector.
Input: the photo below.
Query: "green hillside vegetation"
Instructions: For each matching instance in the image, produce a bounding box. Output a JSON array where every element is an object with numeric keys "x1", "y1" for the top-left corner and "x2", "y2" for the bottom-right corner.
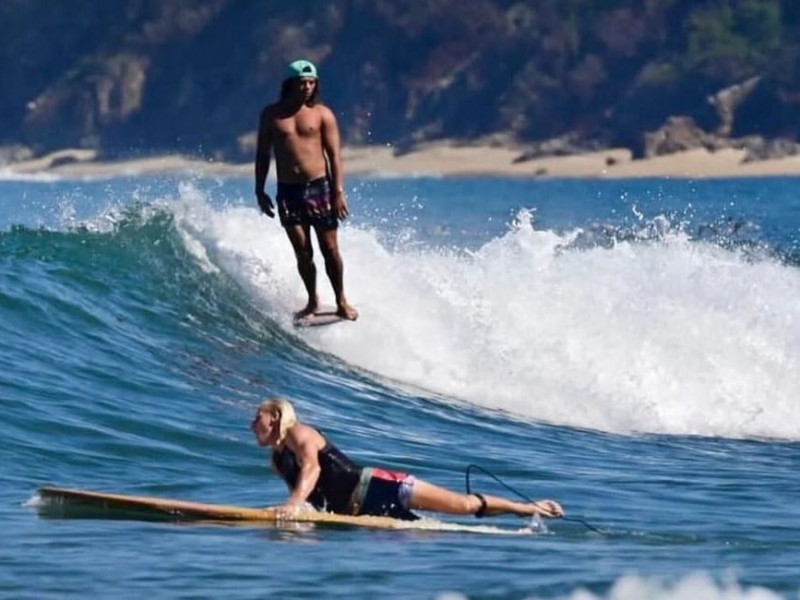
[{"x1": 1, "y1": 0, "x2": 798, "y2": 161}]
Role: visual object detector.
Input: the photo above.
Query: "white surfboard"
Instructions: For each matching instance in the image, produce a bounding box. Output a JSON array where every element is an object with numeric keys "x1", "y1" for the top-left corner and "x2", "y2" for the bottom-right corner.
[{"x1": 293, "y1": 305, "x2": 346, "y2": 327}]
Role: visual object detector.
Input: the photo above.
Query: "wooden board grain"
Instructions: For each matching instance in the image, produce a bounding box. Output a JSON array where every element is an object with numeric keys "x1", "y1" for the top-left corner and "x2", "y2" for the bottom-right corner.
[
  {"x1": 34, "y1": 486, "x2": 531, "y2": 535},
  {"x1": 37, "y1": 486, "x2": 405, "y2": 529}
]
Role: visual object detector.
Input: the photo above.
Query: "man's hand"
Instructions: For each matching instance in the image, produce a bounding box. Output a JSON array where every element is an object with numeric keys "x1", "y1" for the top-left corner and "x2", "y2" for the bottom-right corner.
[
  {"x1": 256, "y1": 191, "x2": 275, "y2": 218},
  {"x1": 333, "y1": 189, "x2": 349, "y2": 220}
]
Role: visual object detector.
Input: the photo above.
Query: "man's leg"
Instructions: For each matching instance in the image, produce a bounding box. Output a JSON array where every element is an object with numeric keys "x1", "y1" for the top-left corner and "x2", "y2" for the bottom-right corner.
[
  {"x1": 284, "y1": 224, "x2": 318, "y2": 318},
  {"x1": 315, "y1": 227, "x2": 358, "y2": 320}
]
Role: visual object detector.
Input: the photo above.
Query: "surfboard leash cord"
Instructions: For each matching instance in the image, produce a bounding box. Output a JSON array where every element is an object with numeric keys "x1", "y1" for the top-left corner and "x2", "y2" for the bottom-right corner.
[{"x1": 464, "y1": 463, "x2": 605, "y2": 535}]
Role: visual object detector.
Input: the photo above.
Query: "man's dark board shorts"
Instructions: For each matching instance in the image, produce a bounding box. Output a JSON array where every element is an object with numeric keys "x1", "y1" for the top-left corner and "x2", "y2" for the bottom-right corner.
[{"x1": 276, "y1": 178, "x2": 338, "y2": 230}]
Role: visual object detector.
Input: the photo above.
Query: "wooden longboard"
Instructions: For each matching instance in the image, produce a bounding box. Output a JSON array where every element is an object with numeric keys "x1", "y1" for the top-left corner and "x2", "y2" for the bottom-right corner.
[
  {"x1": 36, "y1": 486, "x2": 404, "y2": 529},
  {"x1": 34, "y1": 486, "x2": 531, "y2": 535}
]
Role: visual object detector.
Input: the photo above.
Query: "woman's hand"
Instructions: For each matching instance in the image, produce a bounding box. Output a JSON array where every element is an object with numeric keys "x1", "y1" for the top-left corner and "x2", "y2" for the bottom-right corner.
[{"x1": 273, "y1": 502, "x2": 302, "y2": 520}]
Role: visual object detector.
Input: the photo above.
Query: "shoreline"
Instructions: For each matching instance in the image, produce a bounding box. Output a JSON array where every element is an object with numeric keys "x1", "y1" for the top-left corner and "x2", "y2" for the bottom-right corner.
[{"x1": 5, "y1": 143, "x2": 800, "y2": 180}]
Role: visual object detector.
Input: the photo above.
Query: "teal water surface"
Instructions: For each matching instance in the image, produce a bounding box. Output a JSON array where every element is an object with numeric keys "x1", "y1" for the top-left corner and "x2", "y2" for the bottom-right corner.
[{"x1": 1, "y1": 174, "x2": 799, "y2": 599}]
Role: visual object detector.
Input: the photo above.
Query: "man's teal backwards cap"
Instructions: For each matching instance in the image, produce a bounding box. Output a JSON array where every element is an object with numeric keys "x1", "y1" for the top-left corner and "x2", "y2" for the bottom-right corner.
[{"x1": 286, "y1": 59, "x2": 318, "y2": 80}]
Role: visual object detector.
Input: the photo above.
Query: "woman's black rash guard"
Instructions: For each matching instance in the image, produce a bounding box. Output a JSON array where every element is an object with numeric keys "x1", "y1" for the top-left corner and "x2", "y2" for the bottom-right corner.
[{"x1": 272, "y1": 435, "x2": 363, "y2": 514}]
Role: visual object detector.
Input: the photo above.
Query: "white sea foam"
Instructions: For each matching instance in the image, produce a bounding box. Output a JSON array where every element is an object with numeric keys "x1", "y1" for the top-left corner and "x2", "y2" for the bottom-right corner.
[
  {"x1": 515, "y1": 572, "x2": 790, "y2": 600},
  {"x1": 0, "y1": 168, "x2": 61, "y2": 182},
  {"x1": 171, "y1": 185, "x2": 800, "y2": 441}
]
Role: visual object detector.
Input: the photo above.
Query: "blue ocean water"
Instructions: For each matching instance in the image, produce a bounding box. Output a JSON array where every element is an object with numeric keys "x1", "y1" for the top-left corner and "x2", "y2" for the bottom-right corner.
[{"x1": 1, "y1": 169, "x2": 799, "y2": 599}]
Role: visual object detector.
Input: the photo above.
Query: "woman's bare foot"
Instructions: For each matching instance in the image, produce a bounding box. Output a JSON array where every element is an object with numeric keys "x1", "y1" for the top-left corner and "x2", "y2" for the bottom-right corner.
[
  {"x1": 529, "y1": 500, "x2": 564, "y2": 518},
  {"x1": 336, "y1": 302, "x2": 359, "y2": 321}
]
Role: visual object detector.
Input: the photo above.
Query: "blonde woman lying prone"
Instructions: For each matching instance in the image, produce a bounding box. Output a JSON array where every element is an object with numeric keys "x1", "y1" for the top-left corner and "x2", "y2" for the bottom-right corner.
[{"x1": 251, "y1": 398, "x2": 565, "y2": 521}]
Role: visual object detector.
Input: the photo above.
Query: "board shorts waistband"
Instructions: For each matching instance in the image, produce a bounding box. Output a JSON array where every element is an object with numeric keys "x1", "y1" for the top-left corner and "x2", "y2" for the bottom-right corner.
[{"x1": 348, "y1": 467, "x2": 416, "y2": 516}]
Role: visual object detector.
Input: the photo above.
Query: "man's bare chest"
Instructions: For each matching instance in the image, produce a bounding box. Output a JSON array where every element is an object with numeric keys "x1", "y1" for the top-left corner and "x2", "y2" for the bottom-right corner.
[{"x1": 273, "y1": 113, "x2": 321, "y2": 139}]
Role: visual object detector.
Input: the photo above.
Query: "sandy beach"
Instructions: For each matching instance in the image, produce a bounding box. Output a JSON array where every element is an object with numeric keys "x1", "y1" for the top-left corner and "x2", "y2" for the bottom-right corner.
[{"x1": 5, "y1": 143, "x2": 800, "y2": 180}]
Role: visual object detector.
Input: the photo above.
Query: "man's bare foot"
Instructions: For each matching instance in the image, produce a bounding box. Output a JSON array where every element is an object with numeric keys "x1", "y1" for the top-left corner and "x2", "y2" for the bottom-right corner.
[
  {"x1": 336, "y1": 302, "x2": 359, "y2": 321},
  {"x1": 293, "y1": 299, "x2": 319, "y2": 320}
]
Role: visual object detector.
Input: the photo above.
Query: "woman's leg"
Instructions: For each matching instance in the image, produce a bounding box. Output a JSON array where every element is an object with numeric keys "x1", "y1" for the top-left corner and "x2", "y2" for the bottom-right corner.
[{"x1": 407, "y1": 479, "x2": 563, "y2": 518}]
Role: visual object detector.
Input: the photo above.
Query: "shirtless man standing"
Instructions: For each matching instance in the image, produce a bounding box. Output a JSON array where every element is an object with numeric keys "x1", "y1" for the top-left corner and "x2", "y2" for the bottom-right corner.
[{"x1": 255, "y1": 59, "x2": 358, "y2": 321}]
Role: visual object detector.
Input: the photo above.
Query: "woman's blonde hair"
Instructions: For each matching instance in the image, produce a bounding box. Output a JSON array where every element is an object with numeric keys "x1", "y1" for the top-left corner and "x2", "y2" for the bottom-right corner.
[{"x1": 258, "y1": 397, "x2": 298, "y2": 447}]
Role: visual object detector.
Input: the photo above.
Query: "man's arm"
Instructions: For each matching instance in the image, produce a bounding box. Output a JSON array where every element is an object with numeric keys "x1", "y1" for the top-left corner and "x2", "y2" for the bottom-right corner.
[
  {"x1": 254, "y1": 107, "x2": 275, "y2": 217},
  {"x1": 321, "y1": 106, "x2": 348, "y2": 219}
]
